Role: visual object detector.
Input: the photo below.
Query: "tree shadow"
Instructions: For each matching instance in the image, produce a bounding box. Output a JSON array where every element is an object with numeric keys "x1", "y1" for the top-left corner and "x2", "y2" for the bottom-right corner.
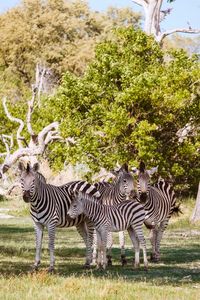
[
  {"x1": 1, "y1": 222, "x2": 200, "y2": 285},
  {"x1": 1, "y1": 244, "x2": 199, "y2": 286}
]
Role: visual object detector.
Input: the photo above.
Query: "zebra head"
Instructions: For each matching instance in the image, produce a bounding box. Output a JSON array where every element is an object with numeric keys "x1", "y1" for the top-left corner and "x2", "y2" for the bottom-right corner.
[
  {"x1": 18, "y1": 162, "x2": 40, "y2": 203},
  {"x1": 68, "y1": 192, "x2": 85, "y2": 219},
  {"x1": 113, "y1": 163, "x2": 135, "y2": 198},
  {"x1": 132, "y1": 162, "x2": 158, "y2": 203}
]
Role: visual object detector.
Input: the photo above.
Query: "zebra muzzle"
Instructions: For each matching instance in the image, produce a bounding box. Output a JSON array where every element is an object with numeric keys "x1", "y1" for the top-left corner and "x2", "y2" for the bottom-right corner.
[
  {"x1": 23, "y1": 191, "x2": 31, "y2": 203},
  {"x1": 140, "y1": 192, "x2": 147, "y2": 203}
]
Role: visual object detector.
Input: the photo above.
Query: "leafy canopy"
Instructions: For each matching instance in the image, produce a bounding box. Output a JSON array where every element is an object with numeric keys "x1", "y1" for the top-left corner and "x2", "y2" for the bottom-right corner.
[{"x1": 41, "y1": 27, "x2": 199, "y2": 193}]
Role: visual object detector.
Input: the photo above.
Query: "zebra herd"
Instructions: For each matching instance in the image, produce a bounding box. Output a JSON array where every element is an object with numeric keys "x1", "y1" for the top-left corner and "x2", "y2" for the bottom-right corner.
[{"x1": 18, "y1": 161, "x2": 179, "y2": 272}]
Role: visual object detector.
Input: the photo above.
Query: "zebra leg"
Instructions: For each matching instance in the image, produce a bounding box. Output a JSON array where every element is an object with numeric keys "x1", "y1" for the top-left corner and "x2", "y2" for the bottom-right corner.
[
  {"x1": 155, "y1": 219, "x2": 169, "y2": 262},
  {"x1": 92, "y1": 229, "x2": 97, "y2": 265},
  {"x1": 76, "y1": 220, "x2": 94, "y2": 268},
  {"x1": 101, "y1": 230, "x2": 108, "y2": 270},
  {"x1": 119, "y1": 231, "x2": 127, "y2": 266},
  {"x1": 127, "y1": 227, "x2": 140, "y2": 269},
  {"x1": 33, "y1": 222, "x2": 44, "y2": 271},
  {"x1": 106, "y1": 231, "x2": 113, "y2": 266},
  {"x1": 149, "y1": 227, "x2": 158, "y2": 262},
  {"x1": 133, "y1": 226, "x2": 148, "y2": 270},
  {"x1": 47, "y1": 223, "x2": 56, "y2": 273},
  {"x1": 96, "y1": 230, "x2": 102, "y2": 269},
  {"x1": 86, "y1": 220, "x2": 95, "y2": 267}
]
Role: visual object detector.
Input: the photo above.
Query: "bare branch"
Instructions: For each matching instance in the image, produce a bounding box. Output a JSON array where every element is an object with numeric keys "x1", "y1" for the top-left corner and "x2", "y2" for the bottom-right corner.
[
  {"x1": 38, "y1": 122, "x2": 59, "y2": 145},
  {"x1": 2, "y1": 97, "x2": 25, "y2": 148},
  {"x1": 1, "y1": 134, "x2": 13, "y2": 157},
  {"x1": 132, "y1": 0, "x2": 148, "y2": 7},
  {"x1": 158, "y1": 28, "x2": 200, "y2": 43},
  {"x1": 37, "y1": 67, "x2": 46, "y2": 106},
  {"x1": 27, "y1": 85, "x2": 37, "y2": 136},
  {"x1": 7, "y1": 182, "x2": 21, "y2": 195},
  {"x1": 44, "y1": 130, "x2": 63, "y2": 146},
  {"x1": 132, "y1": 0, "x2": 200, "y2": 44},
  {"x1": 160, "y1": 8, "x2": 173, "y2": 22}
]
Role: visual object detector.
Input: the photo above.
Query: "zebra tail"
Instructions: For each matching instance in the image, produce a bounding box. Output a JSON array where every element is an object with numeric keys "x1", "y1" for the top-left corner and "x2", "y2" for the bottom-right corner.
[{"x1": 171, "y1": 204, "x2": 182, "y2": 216}]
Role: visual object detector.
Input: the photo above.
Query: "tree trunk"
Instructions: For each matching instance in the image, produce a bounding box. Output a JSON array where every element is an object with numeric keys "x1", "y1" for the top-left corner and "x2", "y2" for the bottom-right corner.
[
  {"x1": 132, "y1": 0, "x2": 200, "y2": 44},
  {"x1": 191, "y1": 182, "x2": 200, "y2": 223}
]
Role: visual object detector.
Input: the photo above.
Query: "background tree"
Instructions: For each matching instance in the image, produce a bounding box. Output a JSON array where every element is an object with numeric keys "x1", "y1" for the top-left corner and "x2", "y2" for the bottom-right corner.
[
  {"x1": 131, "y1": 0, "x2": 200, "y2": 43},
  {"x1": 39, "y1": 27, "x2": 200, "y2": 193},
  {"x1": 163, "y1": 35, "x2": 200, "y2": 55},
  {"x1": 0, "y1": 0, "x2": 140, "y2": 91}
]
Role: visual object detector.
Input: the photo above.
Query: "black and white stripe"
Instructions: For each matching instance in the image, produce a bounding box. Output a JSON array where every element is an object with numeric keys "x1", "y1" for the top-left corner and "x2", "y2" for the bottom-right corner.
[
  {"x1": 18, "y1": 162, "x2": 100, "y2": 272},
  {"x1": 93, "y1": 164, "x2": 135, "y2": 266},
  {"x1": 132, "y1": 161, "x2": 178, "y2": 262},
  {"x1": 68, "y1": 193, "x2": 148, "y2": 270}
]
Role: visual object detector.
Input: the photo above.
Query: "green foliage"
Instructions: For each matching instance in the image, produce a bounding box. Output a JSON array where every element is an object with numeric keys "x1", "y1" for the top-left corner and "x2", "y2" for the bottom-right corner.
[
  {"x1": 41, "y1": 27, "x2": 200, "y2": 193},
  {"x1": 0, "y1": 0, "x2": 140, "y2": 87}
]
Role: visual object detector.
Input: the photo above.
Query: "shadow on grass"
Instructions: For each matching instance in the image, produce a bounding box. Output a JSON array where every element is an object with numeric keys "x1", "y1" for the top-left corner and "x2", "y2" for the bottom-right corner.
[
  {"x1": 0, "y1": 225, "x2": 33, "y2": 234},
  {"x1": 1, "y1": 245, "x2": 200, "y2": 285},
  {"x1": 1, "y1": 222, "x2": 200, "y2": 285}
]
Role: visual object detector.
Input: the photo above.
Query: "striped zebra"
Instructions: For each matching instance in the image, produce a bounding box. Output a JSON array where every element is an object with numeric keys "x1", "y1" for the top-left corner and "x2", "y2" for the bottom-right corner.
[
  {"x1": 68, "y1": 192, "x2": 148, "y2": 270},
  {"x1": 132, "y1": 161, "x2": 179, "y2": 262},
  {"x1": 18, "y1": 162, "x2": 100, "y2": 272},
  {"x1": 93, "y1": 163, "x2": 135, "y2": 266}
]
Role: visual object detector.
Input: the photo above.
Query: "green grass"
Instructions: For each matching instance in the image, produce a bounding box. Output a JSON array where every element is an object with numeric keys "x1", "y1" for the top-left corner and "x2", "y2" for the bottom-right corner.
[{"x1": 0, "y1": 198, "x2": 200, "y2": 299}]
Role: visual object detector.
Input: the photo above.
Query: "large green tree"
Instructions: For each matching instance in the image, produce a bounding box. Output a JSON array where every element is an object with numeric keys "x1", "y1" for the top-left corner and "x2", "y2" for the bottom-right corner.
[
  {"x1": 0, "y1": 0, "x2": 140, "y2": 86},
  {"x1": 41, "y1": 27, "x2": 200, "y2": 193}
]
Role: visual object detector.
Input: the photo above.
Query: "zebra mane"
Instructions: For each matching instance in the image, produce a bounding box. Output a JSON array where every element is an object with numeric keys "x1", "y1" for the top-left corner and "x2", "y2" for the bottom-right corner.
[
  {"x1": 139, "y1": 161, "x2": 146, "y2": 173},
  {"x1": 36, "y1": 171, "x2": 46, "y2": 183},
  {"x1": 77, "y1": 191, "x2": 98, "y2": 202}
]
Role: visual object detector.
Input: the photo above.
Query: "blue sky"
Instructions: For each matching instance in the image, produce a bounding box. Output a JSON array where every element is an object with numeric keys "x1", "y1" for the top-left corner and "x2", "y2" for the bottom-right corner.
[{"x1": 1, "y1": 0, "x2": 200, "y2": 34}]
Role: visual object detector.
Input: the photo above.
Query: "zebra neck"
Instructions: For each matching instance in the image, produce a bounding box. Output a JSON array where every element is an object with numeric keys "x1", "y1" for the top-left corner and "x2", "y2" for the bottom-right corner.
[
  {"x1": 30, "y1": 179, "x2": 46, "y2": 209},
  {"x1": 102, "y1": 183, "x2": 126, "y2": 204},
  {"x1": 83, "y1": 199, "x2": 104, "y2": 224}
]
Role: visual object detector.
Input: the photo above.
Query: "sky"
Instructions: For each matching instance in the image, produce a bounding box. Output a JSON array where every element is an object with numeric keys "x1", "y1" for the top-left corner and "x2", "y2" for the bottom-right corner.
[{"x1": 0, "y1": 0, "x2": 200, "y2": 34}]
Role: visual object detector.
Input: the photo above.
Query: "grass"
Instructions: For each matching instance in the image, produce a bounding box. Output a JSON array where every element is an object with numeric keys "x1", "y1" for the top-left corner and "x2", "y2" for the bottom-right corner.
[{"x1": 0, "y1": 197, "x2": 200, "y2": 299}]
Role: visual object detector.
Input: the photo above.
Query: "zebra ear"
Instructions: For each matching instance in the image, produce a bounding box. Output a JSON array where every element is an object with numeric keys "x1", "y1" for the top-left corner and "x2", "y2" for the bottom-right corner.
[
  {"x1": 139, "y1": 161, "x2": 146, "y2": 172},
  {"x1": 18, "y1": 162, "x2": 25, "y2": 172},
  {"x1": 33, "y1": 162, "x2": 39, "y2": 172},
  {"x1": 121, "y1": 163, "x2": 129, "y2": 173},
  {"x1": 147, "y1": 166, "x2": 158, "y2": 176}
]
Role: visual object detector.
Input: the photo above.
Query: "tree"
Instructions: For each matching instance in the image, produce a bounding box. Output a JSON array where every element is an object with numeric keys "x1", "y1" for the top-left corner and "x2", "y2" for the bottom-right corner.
[
  {"x1": 163, "y1": 35, "x2": 200, "y2": 55},
  {"x1": 131, "y1": 0, "x2": 200, "y2": 44},
  {"x1": 0, "y1": 0, "x2": 141, "y2": 88},
  {"x1": 191, "y1": 183, "x2": 200, "y2": 223},
  {"x1": 0, "y1": 66, "x2": 62, "y2": 195},
  {"x1": 40, "y1": 28, "x2": 200, "y2": 193}
]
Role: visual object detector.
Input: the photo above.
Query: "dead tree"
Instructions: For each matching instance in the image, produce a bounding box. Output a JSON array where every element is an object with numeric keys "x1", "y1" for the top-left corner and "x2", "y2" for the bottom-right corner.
[
  {"x1": 0, "y1": 65, "x2": 62, "y2": 194},
  {"x1": 132, "y1": 0, "x2": 200, "y2": 44},
  {"x1": 191, "y1": 183, "x2": 200, "y2": 223}
]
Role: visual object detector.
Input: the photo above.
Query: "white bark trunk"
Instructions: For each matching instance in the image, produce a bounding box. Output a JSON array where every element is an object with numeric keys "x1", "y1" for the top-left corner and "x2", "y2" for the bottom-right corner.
[
  {"x1": 191, "y1": 182, "x2": 200, "y2": 223},
  {"x1": 132, "y1": 0, "x2": 200, "y2": 44}
]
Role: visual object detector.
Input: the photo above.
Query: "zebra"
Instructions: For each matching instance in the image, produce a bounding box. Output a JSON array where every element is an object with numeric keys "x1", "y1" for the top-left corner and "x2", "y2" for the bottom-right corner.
[
  {"x1": 18, "y1": 162, "x2": 100, "y2": 272},
  {"x1": 132, "y1": 161, "x2": 179, "y2": 262},
  {"x1": 92, "y1": 163, "x2": 135, "y2": 266},
  {"x1": 68, "y1": 192, "x2": 148, "y2": 270}
]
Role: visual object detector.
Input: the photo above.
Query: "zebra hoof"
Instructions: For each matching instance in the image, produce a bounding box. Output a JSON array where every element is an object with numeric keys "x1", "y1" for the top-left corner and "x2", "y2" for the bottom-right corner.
[
  {"x1": 83, "y1": 263, "x2": 91, "y2": 269},
  {"x1": 121, "y1": 255, "x2": 127, "y2": 266},
  {"x1": 107, "y1": 255, "x2": 112, "y2": 267},
  {"x1": 48, "y1": 266, "x2": 55, "y2": 274},
  {"x1": 134, "y1": 264, "x2": 140, "y2": 269},
  {"x1": 150, "y1": 254, "x2": 159, "y2": 263},
  {"x1": 30, "y1": 263, "x2": 40, "y2": 273},
  {"x1": 97, "y1": 263, "x2": 104, "y2": 270}
]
